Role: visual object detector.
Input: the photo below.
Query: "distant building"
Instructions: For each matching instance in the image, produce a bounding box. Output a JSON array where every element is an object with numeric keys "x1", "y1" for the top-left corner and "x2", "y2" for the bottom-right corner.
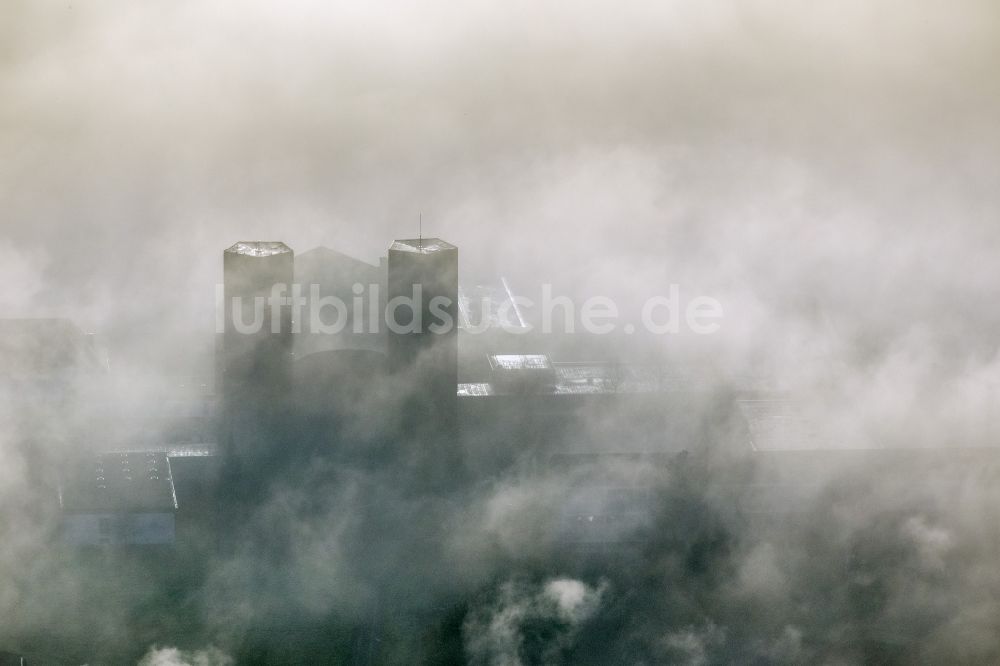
[
  {"x1": 384, "y1": 238, "x2": 460, "y2": 484},
  {"x1": 386, "y1": 238, "x2": 458, "y2": 382},
  {"x1": 459, "y1": 359, "x2": 685, "y2": 398},
  {"x1": 487, "y1": 354, "x2": 557, "y2": 394},
  {"x1": 293, "y1": 246, "x2": 386, "y2": 357},
  {"x1": 0, "y1": 318, "x2": 110, "y2": 484},
  {"x1": 221, "y1": 242, "x2": 294, "y2": 483},
  {"x1": 59, "y1": 452, "x2": 178, "y2": 546},
  {"x1": 221, "y1": 241, "x2": 294, "y2": 392},
  {"x1": 387, "y1": 238, "x2": 458, "y2": 425},
  {"x1": 738, "y1": 399, "x2": 824, "y2": 452}
]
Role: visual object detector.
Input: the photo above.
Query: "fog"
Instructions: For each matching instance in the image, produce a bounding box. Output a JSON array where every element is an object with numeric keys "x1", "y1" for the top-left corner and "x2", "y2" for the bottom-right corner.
[{"x1": 2, "y1": 0, "x2": 1000, "y2": 663}]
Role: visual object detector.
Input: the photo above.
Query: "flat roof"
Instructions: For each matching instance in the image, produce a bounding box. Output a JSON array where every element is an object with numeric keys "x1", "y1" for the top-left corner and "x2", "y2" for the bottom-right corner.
[
  {"x1": 225, "y1": 241, "x2": 292, "y2": 257},
  {"x1": 458, "y1": 382, "x2": 494, "y2": 397},
  {"x1": 60, "y1": 452, "x2": 178, "y2": 513},
  {"x1": 458, "y1": 362, "x2": 692, "y2": 397},
  {"x1": 389, "y1": 238, "x2": 456, "y2": 254},
  {"x1": 738, "y1": 400, "x2": 825, "y2": 451},
  {"x1": 103, "y1": 443, "x2": 218, "y2": 457},
  {"x1": 489, "y1": 354, "x2": 554, "y2": 371}
]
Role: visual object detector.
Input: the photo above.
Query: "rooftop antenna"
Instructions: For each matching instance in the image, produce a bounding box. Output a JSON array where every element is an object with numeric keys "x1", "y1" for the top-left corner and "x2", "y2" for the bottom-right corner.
[{"x1": 419, "y1": 212, "x2": 423, "y2": 251}]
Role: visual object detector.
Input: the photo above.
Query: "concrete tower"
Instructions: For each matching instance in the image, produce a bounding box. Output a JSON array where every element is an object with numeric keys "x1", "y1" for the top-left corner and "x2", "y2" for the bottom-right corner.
[
  {"x1": 222, "y1": 241, "x2": 294, "y2": 395},
  {"x1": 386, "y1": 238, "x2": 460, "y2": 486},
  {"x1": 386, "y1": 238, "x2": 458, "y2": 395},
  {"x1": 220, "y1": 241, "x2": 293, "y2": 496}
]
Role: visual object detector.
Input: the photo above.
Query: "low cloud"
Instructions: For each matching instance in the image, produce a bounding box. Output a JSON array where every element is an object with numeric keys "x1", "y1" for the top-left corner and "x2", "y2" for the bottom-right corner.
[
  {"x1": 138, "y1": 645, "x2": 232, "y2": 666},
  {"x1": 463, "y1": 577, "x2": 607, "y2": 666}
]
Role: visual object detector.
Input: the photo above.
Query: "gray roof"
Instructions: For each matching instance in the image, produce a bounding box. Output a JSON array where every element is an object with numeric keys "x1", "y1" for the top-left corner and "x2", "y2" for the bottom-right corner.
[
  {"x1": 389, "y1": 238, "x2": 456, "y2": 254},
  {"x1": 459, "y1": 362, "x2": 686, "y2": 397},
  {"x1": 458, "y1": 382, "x2": 494, "y2": 397},
  {"x1": 738, "y1": 400, "x2": 825, "y2": 451},
  {"x1": 489, "y1": 354, "x2": 553, "y2": 371},
  {"x1": 225, "y1": 241, "x2": 292, "y2": 257},
  {"x1": 60, "y1": 452, "x2": 178, "y2": 513}
]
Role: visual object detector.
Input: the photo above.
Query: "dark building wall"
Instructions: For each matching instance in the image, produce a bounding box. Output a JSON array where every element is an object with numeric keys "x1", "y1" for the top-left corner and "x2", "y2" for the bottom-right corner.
[
  {"x1": 220, "y1": 242, "x2": 294, "y2": 500},
  {"x1": 386, "y1": 239, "x2": 461, "y2": 486},
  {"x1": 386, "y1": 239, "x2": 458, "y2": 396},
  {"x1": 222, "y1": 242, "x2": 294, "y2": 393}
]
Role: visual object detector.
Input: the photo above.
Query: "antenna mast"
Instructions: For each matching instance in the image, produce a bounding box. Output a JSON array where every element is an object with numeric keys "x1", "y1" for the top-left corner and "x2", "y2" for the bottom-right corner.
[{"x1": 419, "y1": 212, "x2": 422, "y2": 250}]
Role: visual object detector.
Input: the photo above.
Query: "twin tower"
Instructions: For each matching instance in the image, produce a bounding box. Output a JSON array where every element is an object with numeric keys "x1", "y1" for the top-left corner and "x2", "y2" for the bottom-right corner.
[{"x1": 220, "y1": 238, "x2": 459, "y2": 470}]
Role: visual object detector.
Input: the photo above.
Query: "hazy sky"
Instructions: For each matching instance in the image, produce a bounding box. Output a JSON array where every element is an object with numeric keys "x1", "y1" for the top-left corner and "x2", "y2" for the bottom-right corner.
[
  {"x1": 3, "y1": 0, "x2": 998, "y2": 333},
  {"x1": 3, "y1": 0, "x2": 999, "y2": 448},
  {"x1": 3, "y1": 3, "x2": 1000, "y2": 662}
]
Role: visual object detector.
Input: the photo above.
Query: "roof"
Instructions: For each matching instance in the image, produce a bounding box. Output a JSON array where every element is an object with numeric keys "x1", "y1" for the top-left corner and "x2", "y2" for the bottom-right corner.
[
  {"x1": 225, "y1": 241, "x2": 292, "y2": 257},
  {"x1": 557, "y1": 486, "x2": 656, "y2": 544},
  {"x1": 389, "y1": 238, "x2": 456, "y2": 254},
  {"x1": 458, "y1": 382, "x2": 494, "y2": 397},
  {"x1": 489, "y1": 354, "x2": 553, "y2": 371},
  {"x1": 103, "y1": 443, "x2": 218, "y2": 457},
  {"x1": 738, "y1": 400, "x2": 825, "y2": 451},
  {"x1": 59, "y1": 452, "x2": 178, "y2": 513},
  {"x1": 296, "y1": 246, "x2": 382, "y2": 271},
  {"x1": 459, "y1": 361, "x2": 687, "y2": 397}
]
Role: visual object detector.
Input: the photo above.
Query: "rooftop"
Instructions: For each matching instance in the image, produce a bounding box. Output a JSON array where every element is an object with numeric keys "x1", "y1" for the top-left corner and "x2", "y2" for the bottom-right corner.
[
  {"x1": 489, "y1": 354, "x2": 554, "y2": 371},
  {"x1": 738, "y1": 400, "x2": 824, "y2": 451},
  {"x1": 459, "y1": 362, "x2": 688, "y2": 397},
  {"x1": 389, "y1": 238, "x2": 456, "y2": 255},
  {"x1": 59, "y1": 452, "x2": 178, "y2": 513},
  {"x1": 225, "y1": 241, "x2": 292, "y2": 257}
]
